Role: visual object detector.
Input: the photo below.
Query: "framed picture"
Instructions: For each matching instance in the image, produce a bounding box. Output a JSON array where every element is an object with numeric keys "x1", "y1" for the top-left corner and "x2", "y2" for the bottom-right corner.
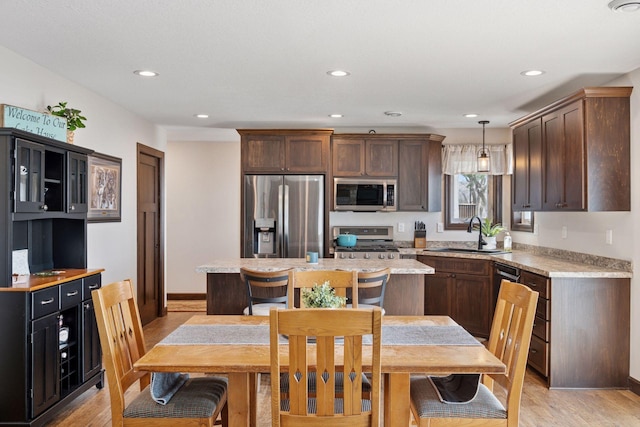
[{"x1": 88, "y1": 152, "x2": 122, "y2": 222}]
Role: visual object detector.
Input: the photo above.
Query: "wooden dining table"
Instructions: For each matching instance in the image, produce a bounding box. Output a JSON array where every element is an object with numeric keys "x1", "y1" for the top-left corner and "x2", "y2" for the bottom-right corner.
[{"x1": 134, "y1": 315, "x2": 505, "y2": 427}]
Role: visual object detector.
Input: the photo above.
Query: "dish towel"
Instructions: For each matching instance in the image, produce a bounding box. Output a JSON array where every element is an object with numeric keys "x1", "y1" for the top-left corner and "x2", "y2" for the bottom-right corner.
[
  {"x1": 428, "y1": 374, "x2": 481, "y2": 404},
  {"x1": 150, "y1": 372, "x2": 189, "y2": 405}
]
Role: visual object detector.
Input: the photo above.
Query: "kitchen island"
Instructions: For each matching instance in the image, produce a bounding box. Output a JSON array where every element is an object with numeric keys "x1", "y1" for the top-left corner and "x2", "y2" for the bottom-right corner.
[{"x1": 196, "y1": 258, "x2": 434, "y2": 315}]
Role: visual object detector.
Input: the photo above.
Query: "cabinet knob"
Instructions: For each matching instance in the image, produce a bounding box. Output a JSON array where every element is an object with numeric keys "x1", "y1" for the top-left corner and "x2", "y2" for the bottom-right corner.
[
  {"x1": 41, "y1": 204, "x2": 48, "y2": 211},
  {"x1": 70, "y1": 205, "x2": 76, "y2": 211}
]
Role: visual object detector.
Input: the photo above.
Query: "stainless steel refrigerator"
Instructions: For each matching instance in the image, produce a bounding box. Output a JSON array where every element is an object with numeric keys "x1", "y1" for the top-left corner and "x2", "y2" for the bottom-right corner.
[{"x1": 243, "y1": 175, "x2": 324, "y2": 258}]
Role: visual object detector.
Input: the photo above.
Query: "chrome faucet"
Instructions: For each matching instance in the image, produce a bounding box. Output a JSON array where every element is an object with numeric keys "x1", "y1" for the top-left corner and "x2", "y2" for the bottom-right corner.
[{"x1": 467, "y1": 216, "x2": 486, "y2": 250}]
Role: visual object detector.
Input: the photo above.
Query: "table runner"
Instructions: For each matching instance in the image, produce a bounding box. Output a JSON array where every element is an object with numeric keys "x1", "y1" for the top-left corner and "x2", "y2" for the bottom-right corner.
[{"x1": 159, "y1": 324, "x2": 482, "y2": 346}]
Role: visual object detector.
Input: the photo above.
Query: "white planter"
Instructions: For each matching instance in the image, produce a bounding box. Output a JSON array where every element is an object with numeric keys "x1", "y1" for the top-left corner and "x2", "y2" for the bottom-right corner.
[{"x1": 484, "y1": 236, "x2": 497, "y2": 249}]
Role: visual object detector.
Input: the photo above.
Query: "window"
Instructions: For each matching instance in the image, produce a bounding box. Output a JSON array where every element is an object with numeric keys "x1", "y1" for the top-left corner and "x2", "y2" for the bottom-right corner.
[{"x1": 444, "y1": 173, "x2": 502, "y2": 230}]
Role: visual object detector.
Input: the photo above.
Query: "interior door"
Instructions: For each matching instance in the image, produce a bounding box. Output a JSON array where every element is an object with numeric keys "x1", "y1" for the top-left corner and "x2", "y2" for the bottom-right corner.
[{"x1": 136, "y1": 144, "x2": 164, "y2": 325}]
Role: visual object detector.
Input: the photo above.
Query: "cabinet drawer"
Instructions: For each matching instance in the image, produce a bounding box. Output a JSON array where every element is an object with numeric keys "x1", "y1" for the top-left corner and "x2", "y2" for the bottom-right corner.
[
  {"x1": 60, "y1": 280, "x2": 82, "y2": 310},
  {"x1": 528, "y1": 334, "x2": 548, "y2": 377},
  {"x1": 83, "y1": 274, "x2": 102, "y2": 301},
  {"x1": 536, "y1": 297, "x2": 549, "y2": 320},
  {"x1": 532, "y1": 315, "x2": 549, "y2": 342},
  {"x1": 520, "y1": 271, "x2": 549, "y2": 299},
  {"x1": 421, "y1": 256, "x2": 491, "y2": 275},
  {"x1": 32, "y1": 287, "x2": 59, "y2": 319}
]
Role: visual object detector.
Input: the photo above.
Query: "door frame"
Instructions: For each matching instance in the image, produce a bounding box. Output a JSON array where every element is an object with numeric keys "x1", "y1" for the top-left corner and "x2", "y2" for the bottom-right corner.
[{"x1": 136, "y1": 143, "x2": 166, "y2": 319}]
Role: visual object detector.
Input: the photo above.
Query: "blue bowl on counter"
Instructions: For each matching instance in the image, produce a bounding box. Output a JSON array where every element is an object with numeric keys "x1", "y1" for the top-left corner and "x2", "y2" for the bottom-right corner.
[{"x1": 337, "y1": 234, "x2": 357, "y2": 247}]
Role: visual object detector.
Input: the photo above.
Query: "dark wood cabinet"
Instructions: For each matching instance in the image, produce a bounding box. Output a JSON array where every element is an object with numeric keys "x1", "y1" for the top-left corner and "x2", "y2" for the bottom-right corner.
[
  {"x1": 519, "y1": 270, "x2": 630, "y2": 388},
  {"x1": 420, "y1": 255, "x2": 492, "y2": 338},
  {"x1": 541, "y1": 101, "x2": 585, "y2": 210},
  {"x1": 398, "y1": 138, "x2": 443, "y2": 211},
  {"x1": 511, "y1": 118, "x2": 542, "y2": 211},
  {"x1": 333, "y1": 133, "x2": 445, "y2": 211},
  {"x1": 332, "y1": 137, "x2": 398, "y2": 177},
  {"x1": 510, "y1": 86, "x2": 632, "y2": 212},
  {"x1": 239, "y1": 129, "x2": 331, "y2": 173}
]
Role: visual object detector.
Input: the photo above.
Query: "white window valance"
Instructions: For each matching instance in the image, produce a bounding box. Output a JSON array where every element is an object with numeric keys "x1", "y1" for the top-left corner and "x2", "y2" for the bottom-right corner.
[{"x1": 442, "y1": 143, "x2": 513, "y2": 175}]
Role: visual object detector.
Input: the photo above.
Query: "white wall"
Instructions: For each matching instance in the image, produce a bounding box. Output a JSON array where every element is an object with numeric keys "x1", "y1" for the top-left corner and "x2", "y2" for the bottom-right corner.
[
  {"x1": 165, "y1": 138, "x2": 241, "y2": 293},
  {"x1": 0, "y1": 45, "x2": 166, "y2": 288}
]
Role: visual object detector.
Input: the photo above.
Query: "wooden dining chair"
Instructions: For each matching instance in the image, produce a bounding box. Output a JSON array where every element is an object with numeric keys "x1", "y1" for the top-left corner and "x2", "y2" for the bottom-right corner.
[
  {"x1": 409, "y1": 279, "x2": 538, "y2": 427},
  {"x1": 348, "y1": 268, "x2": 391, "y2": 313},
  {"x1": 270, "y1": 307, "x2": 382, "y2": 426},
  {"x1": 283, "y1": 269, "x2": 371, "y2": 400},
  {"x1": 241, "y1": 268, "x2": 293, "y2": 315},
  {"x1": 288, "y1": 270, "x2": 359, "y2": 308},
  {"x1": 92, "y1": 279, "x2": 228, "y2": 427}
]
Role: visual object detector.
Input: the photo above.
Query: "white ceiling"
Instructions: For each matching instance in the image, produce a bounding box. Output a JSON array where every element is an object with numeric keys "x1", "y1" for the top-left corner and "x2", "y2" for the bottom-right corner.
[{"x1": 1, "y1": 0, "x2": 639, "y2": 133}]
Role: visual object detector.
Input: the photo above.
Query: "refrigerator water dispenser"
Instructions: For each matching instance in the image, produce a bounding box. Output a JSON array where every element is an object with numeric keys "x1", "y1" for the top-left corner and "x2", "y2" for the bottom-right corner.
[{"x1": 254, "y1": 218, "x2": 276, "y2": 255}]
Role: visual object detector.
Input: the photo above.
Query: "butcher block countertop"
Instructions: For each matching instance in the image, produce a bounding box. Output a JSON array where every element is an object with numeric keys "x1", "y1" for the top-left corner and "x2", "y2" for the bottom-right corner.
[{"x1": 196, "y1": 258, "x2": 434, "y2": 275}]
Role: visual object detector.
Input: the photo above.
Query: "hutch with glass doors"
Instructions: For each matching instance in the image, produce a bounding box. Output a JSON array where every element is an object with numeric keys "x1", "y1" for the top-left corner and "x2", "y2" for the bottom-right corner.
[{"x1": 0, "y1": 128, "x2": 104, "y2": 427}]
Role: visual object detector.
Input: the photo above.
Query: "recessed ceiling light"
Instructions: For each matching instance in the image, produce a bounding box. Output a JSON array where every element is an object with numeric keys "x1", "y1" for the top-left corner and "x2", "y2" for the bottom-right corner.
[
  {"x1": 194, "y1": 114, "x2": 209, "y2": 119},
  {"x1": 464, "y1": 113, "x2": 479, "y2": 118},
  {"x1": 520, "y1": 70, "x2": 545, "y2": 77},
  {"x1": 327, "y1": 70, "x2": 350, "y2": 77},
  {"x1": 134, "y1": 70, "x2": 159, "y2": 77},
  {"x1": 329, "y1": 114, "x2": 343, "y2": 118},
  {"x1": 608, "y1": 0, "x2": 640, "y2": 12},
  {"x1": 384, "y1": 111, "x2": 402, "y2": 117}
]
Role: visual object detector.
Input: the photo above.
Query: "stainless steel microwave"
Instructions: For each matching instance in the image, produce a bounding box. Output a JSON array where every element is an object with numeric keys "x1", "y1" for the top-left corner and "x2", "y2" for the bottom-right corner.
[{"x1": 333, "y1": 178, "x2": 397, "y2": 212}]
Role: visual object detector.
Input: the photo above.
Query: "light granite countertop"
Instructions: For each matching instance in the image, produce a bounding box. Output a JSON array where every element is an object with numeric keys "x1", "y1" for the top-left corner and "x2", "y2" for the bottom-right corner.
[
  {"x1": 399, "y1": 248, "x2": 632, "y2": 279},
  {"x1": 196, "y1": 258, "x2": 434, "y2": 275}
]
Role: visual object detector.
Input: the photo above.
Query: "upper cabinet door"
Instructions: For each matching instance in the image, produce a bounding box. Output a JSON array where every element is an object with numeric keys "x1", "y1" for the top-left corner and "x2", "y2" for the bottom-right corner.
[
  {"x1": 397, "y1": 139, "x2": 441, "y2": 212},
  {"x1": 67, "y1": 152, "x2": 88, "y2": 213},
  {"x1": 512, "y1": 119, "x2": 542, "y2": 211},
  {"x1": 365, "y1": 139, "x2": 397, "y2": 176},
  {"x1": 542, "y1": 101, "x2": 585, "y2": 211},
  {"x1": 284, "y1": 134, "x2": 330, "y2": 173},
  {"x1": 241, "y1": 134, "x2": 286, "y2": 172},
  {"x1": 332, "y1": 138, "x2": 365, "y2": 176},
  {"x1": 14, "y1": 139, "x2": 46, "y2": 213}
]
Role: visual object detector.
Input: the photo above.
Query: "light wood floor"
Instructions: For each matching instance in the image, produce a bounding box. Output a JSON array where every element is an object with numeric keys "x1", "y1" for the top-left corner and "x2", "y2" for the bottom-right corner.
[{"x1": 46, "y1": 305, "x2": 640, "y2": 427}]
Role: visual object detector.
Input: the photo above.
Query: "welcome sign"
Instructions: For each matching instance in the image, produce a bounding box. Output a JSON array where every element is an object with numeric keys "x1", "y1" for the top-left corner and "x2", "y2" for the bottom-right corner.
[{"x1": 1, "y1": 104, "x2": 67, "y2": 142}]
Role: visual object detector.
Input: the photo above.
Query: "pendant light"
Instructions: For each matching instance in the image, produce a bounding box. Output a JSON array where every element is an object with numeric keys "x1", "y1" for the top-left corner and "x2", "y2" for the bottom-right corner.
[{"x1": 477, "y1": 120, "x2": 490, "y2": 173}]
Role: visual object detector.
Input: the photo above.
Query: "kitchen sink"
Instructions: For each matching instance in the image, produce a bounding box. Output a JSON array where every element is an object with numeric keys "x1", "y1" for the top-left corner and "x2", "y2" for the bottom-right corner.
[{"x1": 426, "y1": 248, "x2": 509, "y2": 255}]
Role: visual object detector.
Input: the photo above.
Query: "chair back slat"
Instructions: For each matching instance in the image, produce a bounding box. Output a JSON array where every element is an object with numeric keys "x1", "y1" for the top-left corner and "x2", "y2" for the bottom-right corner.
[
  {"x1": 270, "y1": 307, "x2": 381, "y2": 426},
  {"x1": 241, "y1": 268, "x2": 293, "y2": 315},
  {"x1": 485, "y1": 279, "x2": 538, "y2": 420},
  {"x1": 356, "y1": 269, "x2": 390, "y2": 307},
  {"x1": 92, "y1": 279, "x2": 149, "y2": 425}
]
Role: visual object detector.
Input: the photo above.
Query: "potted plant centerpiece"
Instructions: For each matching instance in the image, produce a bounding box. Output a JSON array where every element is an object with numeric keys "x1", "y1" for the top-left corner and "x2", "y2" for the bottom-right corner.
[
  {"x1": 46, "y1": 101, "x2": 87, "y2": 144},
  {"x1": 302, "y1": 282, "x2": 346, "y2": 308},
  {"x1": 478, "y1": 218, "x2": 505, "y2": 249}
]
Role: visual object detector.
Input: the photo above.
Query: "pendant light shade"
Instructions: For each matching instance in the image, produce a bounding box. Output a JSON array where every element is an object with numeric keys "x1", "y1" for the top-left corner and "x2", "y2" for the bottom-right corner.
[{"x1": 477, "y1": 120, "x2": 490, "y2": 172}]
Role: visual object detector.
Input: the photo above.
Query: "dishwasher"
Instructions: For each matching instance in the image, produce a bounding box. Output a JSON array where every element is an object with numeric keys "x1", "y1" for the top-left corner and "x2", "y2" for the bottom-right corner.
[{"x1": 494, "y1": 262, "x2": 521, "y2": 302}]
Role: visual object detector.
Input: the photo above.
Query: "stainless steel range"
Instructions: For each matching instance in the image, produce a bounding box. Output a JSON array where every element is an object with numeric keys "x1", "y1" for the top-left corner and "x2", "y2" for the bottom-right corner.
[{"x1": 332, "y1": 226, "x2": 399, "y2": 260}]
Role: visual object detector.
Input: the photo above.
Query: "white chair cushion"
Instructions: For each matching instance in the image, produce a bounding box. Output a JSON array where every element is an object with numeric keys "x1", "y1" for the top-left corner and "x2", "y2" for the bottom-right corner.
[
  {"x1": 410, "y1": 376, "x2": 506, "y2": 420},
  {"x1": 346, "y1": 303, "x2": 385, "y2": 315},
  {"x1": 243, "y1": 302, "x2": 286, "y2": 316}
]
